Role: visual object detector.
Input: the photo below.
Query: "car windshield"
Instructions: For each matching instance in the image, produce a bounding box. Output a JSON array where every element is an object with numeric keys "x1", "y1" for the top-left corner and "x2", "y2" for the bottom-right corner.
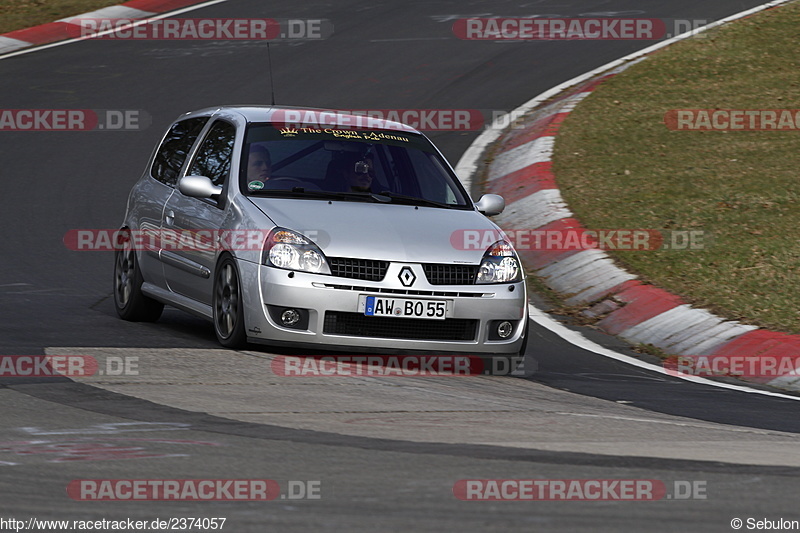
[{"x1": 240, "y1": 123, "x2": 472, "y2": 209}]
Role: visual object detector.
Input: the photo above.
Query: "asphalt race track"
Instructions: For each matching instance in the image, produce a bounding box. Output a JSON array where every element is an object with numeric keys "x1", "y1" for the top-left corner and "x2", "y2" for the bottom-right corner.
[{"x1": 2, "y1": 1, "x2": 799, "y2": 531}]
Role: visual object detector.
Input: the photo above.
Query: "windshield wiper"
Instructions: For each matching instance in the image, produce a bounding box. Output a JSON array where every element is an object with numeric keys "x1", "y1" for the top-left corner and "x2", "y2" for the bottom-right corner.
[
  {"x1": 249, "y1": 188, "x2": 391, "y2": 203},
  {"x1": 377, "y1": 191, "x2": 453, "y2": 209}
]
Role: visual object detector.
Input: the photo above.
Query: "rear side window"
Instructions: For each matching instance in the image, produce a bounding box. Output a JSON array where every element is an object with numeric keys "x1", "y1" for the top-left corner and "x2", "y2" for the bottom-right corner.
[
  {"x1": 188, "y1": 120, "x2": 237, "y2": 187},
  {"x1": 150, "y1": 117, "x2": 208, "y2": 186}
]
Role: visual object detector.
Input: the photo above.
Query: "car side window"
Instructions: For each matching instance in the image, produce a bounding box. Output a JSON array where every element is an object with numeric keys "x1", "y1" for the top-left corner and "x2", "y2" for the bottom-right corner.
[
  {"x1": 188, "y1": 120, "x2": 237, "y2": 187},
  {"x1": 150, "y1": 117, "x2": 208, "y2": 187}
]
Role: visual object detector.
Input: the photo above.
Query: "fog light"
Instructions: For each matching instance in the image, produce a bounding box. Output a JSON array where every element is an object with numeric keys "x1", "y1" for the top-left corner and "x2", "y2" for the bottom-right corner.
[
  {"x1": 281, "y1": 309, "x2": 301, "y2": 326},
  {"x1": 497, "y1": 321, "x2": 513, "y2": 339}
]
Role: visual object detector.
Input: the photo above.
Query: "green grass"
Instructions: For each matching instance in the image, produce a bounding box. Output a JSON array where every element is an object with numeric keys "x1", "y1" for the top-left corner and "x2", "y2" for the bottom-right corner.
[
  {"x1": 552, "y1": 1, "x2": 800, "y2": 333},
  {"x1": 0, "y1": 0, "x2": 123, "y2": 34}
]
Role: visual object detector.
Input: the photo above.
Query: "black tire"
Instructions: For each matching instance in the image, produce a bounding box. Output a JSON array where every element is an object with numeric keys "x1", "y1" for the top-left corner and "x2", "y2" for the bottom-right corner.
[
  {"x1": 113, "y1": 230, "x2": 164, "y2": 322},
  {"x1": 213, "y1": 256, "x2": 247, "y2": 348}
]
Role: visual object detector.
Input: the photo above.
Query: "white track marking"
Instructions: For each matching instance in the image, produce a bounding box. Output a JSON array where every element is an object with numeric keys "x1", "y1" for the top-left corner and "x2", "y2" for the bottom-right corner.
[
  {"x1": 454, "y1": 0, "x2": 800, "y2": 400},
  {"x1": 0, "y1": 0, "x2": 228, "y2": 61}
]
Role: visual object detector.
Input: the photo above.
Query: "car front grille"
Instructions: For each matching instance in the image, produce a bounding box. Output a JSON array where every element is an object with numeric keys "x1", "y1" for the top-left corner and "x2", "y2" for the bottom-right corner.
[
  {"x1": 326, "y1": 259, "x2": 479, "y2": 286},
  {"x1": 323, "y1": 312, "x2": 477, "y2": 341},
  {"x1": 422, "y1": 264, "x2": 479, "y2": 285},
  {"x1": 328, "y1": 258, "x2": 389, "y2": 282}
]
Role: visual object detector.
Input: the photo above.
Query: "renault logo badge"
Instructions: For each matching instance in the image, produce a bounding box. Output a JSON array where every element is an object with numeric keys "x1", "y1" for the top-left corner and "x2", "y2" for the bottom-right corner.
[{"x1": 398, "y1": 266, "x2": 416, "y2": 287}]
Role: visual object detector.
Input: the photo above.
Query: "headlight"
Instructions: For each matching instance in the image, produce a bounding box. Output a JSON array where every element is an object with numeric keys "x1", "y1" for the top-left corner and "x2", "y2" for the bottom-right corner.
[
  {"x1": 476, "y1": 240, "x2": 522, "y2": 284},
  {"x1": 262, "y1": 228, "x2": 331, "y2": 275}
]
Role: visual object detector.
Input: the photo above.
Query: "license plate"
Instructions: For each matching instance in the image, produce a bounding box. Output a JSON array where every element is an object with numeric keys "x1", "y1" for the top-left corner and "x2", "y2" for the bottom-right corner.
[{"x1": 359, "y1": 295, "x2": 450, "y2": 320}]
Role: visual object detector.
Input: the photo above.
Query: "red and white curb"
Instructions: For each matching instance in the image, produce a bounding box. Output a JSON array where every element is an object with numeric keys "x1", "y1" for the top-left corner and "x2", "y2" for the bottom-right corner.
[
  {"x1": 0, "y1": 0, "x2": 221, "y2": 55},
  {"x1": 457, "y1": 0, "x2": 800, "y2": 392}
]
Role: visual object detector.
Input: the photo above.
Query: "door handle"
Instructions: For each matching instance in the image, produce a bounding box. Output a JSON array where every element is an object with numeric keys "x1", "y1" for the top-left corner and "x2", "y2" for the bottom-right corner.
[{"x1": 165, "y1": 210, "x2": 175, "y2": 226}]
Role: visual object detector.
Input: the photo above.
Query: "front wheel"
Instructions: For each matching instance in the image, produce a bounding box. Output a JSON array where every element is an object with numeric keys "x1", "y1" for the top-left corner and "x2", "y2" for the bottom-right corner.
[
  {"x1": 113, "y1": 230, "x2": 163, "y2": 322},
  {"x1": 213, "y1": 256, "x2": 247, "y2": 348}
]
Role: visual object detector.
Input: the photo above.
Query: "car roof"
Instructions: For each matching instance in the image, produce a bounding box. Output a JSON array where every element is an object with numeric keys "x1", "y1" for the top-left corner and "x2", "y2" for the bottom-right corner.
[{"x1": 181, "y1": 105, "x2": 422, "y2": 135}]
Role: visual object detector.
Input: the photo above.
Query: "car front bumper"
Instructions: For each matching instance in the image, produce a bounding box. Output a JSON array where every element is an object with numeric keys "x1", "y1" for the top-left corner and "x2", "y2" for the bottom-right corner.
[{"x1": 239, "y1": 260, "x2": 527, "y2": 355}]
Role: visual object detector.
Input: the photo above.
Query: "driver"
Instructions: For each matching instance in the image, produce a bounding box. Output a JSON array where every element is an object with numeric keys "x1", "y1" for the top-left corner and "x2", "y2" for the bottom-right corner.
[{"x1": 334, "y1": 153, "x2": 374, "y2": 193}]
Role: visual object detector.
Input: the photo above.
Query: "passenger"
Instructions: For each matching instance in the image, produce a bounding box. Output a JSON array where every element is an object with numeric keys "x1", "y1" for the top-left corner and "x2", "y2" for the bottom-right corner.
[{"x1": 246, "y1": 144, "x2": 272, "y2": 183}]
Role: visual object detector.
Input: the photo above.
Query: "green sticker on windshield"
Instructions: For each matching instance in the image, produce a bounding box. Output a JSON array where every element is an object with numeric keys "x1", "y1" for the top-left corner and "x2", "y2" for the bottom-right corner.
[{"x1": 248, "y1": 180, "x2": 265, "y2": 191}]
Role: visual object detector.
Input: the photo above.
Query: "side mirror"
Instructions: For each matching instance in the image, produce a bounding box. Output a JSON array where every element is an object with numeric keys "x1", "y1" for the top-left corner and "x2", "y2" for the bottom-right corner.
[
  {"x1": 474, "y1": 194, "x2": 505, "y2": 216},
  {"x1": 179, "y1": 175, "x2": 222, "y2": 199}
]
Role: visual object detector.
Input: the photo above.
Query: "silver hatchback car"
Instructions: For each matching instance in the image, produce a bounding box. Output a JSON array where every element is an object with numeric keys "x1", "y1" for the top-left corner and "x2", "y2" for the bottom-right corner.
[{"x1": 114, "y1": 106, "x2": 527, "y2": 358}]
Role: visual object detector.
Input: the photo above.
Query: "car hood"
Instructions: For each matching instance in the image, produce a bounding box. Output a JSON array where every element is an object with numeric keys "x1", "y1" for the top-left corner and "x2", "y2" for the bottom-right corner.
[{"x1": 247, "y1": 197, "x2": 505, "y2": 264}]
